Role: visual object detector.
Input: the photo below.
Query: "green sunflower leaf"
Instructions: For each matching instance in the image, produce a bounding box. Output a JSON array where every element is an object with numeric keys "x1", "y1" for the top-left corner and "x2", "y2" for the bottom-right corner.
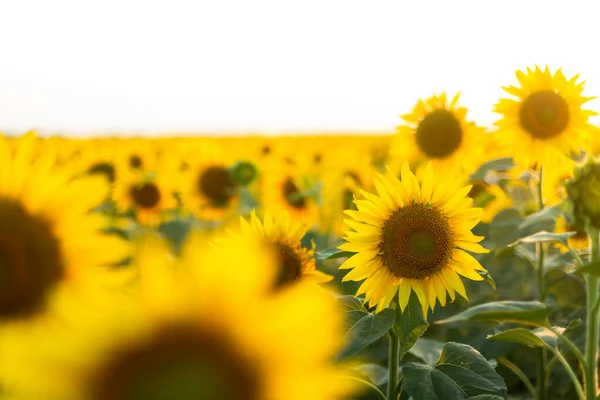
[
  {"x1": 316, "y1": 248, "x2": 355, "y2": 260},
  {"x1": 402, "y1": 342, "x2": 507, "y2": 400},
  {"x1": 509, "y1": 230, "x2": 576, "y2": 247},
  {"x1": 486, "y1": 327, "x2": 562, "y2": 350},
  {"x1": 434, "y1": 301, "x2": 551, "y2": 327},
  {"x1": 397, "y1": 292, "x2": 429, "y2": 361},
  {"x1": 571, "y1": 261, "x2": 600, "y2": 277},
  {"x1": 336, "y1": 307, "x2": 396, "y2": 360},
  {"x1": 469, "y1": 157, "x2": 515, "y2": 182}
]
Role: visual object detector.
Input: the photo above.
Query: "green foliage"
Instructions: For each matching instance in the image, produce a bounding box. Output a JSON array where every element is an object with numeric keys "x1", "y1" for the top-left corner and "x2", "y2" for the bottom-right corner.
[
  {"x1": 402, "y1": 342, "x2": 507, "y2": 400},
  {"x1": 436, "y1": 301, "x2": 551, "y2": 327}
]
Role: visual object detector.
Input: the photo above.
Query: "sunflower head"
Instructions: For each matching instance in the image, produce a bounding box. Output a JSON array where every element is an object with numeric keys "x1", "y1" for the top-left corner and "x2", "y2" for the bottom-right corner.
[
  {"x1": 494, "y1": 66, "x2": 597, "y2": 169},
  {"x1": 339, "y1": 163, "x2": 489, "y2": 316},
  {"x1": 393, "y1": 93, "x2": 486, "y2": 178},
  {"x1": 565, "y1": 159, "x2": 600, "y2": 231}
]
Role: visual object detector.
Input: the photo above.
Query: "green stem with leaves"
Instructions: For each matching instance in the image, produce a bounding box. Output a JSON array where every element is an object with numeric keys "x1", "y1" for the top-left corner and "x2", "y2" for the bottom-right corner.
[
  {"x1": 585, "y1": 228, "x2": 600, "y2": 399},
  {"x1": 388, "y1": 329, "x2": 399, "y2": 400},
  {"x1": 536, "y1": 167, "x2": 547, "y2": 400}
]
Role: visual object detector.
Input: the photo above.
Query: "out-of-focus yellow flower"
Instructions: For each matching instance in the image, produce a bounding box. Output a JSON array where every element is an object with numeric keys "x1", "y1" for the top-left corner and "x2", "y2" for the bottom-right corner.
[
  {"x1": 554, "y1": 216, "x2": 589, "y2": 253},
  {"x1": 2, "y1": 232, "x2": 353, "y2": 400},
  {"x1": 392, "y1": 92, "x2": 487, "y2": 180},
  {"x1": 468, "y1": 181, "x2": 513, "y2": 224},
  {"x1": 339, "y1": 163, "x2": 489, "y2": 316},
  {"x1": 494, "y1": 65, "x2": 597, "y2": 169},
  {"x1": 218, "y1": 210, "x2": 332, "y2": 289}
]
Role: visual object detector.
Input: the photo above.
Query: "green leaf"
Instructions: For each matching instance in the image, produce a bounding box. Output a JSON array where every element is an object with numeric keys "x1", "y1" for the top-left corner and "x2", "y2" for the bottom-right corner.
[
  {"x1": 336, "y1": 294, "x2": 367, "y2": 313},
  {"x1": 467, "y1": 396, "x2": 505, "y2": 400},
  {"x1": 518, "y1": 203, "x2": 564, "y2": 232},
  {"x1": 351, "y1": 363, "x2": 389, "y2": 386},
  {"x1": 397, "y1": 292, "x2": 429, "y2": 360},
  {"x1": 469, "y1": 157, "x2": 515, "y2": 182},
  {"x1": 489, "y1": 209, "x2": 524, "y2": 247},
  {"x1": 487, "y1": 327, "x2": 564, "y2": 350},
  {"x1": 409, "y1": 338, "x2": 445, "y2": 366},
  {"x1": 572, "y1": 262, "x2": 600, "y2": 277},
  {"x1": 402, "y1": 362, "x2": 467, "y2": 400},
  {"x1": 316, "y1": 248, "x2": 355, "y2": 260},
  {"x1": 479, "y1": 270, "x2": 497, "y2": 290},
  {"x1": 337, "y1": 307, "x2": 396, "y2": 360},
  {"x1": 435, "y1": 343, "x2": 507, "y2": 398},
  {"x1": 435, "y1": 301, "x2": 551, "y2": 327},
  {"x1": 510, "y1": 230, "x2": 576, "y2": 247},
  {"x1": 402, "y1": 342, "x2": 507, "y2": 400}
]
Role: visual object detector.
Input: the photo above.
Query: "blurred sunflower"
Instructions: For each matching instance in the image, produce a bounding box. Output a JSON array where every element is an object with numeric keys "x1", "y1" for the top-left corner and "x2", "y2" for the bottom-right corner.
[
  {"x1": 468, "y1": 180, "x2": 512, "y2": 223},
  {"x1": 114, "y1": 139, "x2": 159, "y2": 178},
  {"x1": 181, "y1": 156, "x2": 239, "y2": 222},
  {"x1": 554, "y1": 216, "x2": 589, "y2": 253},
  {"x1": 0, "y1": 133, "x2": 130, "y2": 323},
  {"x1": 113, "y1": 169, "x2": 177, "y2": 226},
  {"x1": 339, "y1": 163, "x2": 488, "y2": 316},
  {"x1": 494, "y1": 65, "x2": 597, "y2": 169},
  {"x1": 261, "y1": 167, "x2": 319, "y2": 227},
  {"x1": 392, "y1": 92, "x2": 486, "y2": 179},
  {"x1": 2, "y1": 232, "x2": 351, "y2": 400},
  {"x1": 219, "y1": 211, "x2": 332, "y2": 289}
]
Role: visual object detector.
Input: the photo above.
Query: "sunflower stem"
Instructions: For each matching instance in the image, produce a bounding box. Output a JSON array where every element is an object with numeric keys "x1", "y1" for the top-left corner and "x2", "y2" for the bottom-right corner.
[
  {"x1": 387, "y1": 329, "x2": 399, "y2": 400},
  {"x1": 536, "y1": 167, "x2": 548, "y2": 400},
  {"x1": 585, "y1": 228, "x2": 600, "y2": 400}
]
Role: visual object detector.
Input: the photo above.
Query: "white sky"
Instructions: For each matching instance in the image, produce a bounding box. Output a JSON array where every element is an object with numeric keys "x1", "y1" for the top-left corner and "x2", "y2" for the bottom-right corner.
[{"x1": 1, "y1": 0, "x2": 599, "y2": 137}]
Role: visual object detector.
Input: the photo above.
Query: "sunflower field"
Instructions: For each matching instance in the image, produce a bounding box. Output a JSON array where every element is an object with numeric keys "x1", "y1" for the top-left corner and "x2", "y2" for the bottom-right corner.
[{"x1": 3, "y1": 65, "x2": 600, "y2": 400}]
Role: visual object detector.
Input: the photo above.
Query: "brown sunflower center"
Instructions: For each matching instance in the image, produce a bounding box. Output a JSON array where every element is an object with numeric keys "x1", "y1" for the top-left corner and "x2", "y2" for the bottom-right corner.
[
  {"x1": 198, "y1": 167, "x2": 234, "y2": 207},
  {"x1": 129, "y1": 155, "x2": 143, "y2": 169},
  {"x1": 130, "y1": 183, "x2": 161, "y2": 209},
  {"x1": 519, "y1": 90, "x2": 569, "y2": 140},
  {"x1": 0, "y1": 199, "x2": 63, "y2": 320},
  {"x1": 283, "y1": 178, "x2": 306, "y2": 209},
  {"x1": 415, "y1": 109, "x2": 463, "y2": 158},
  {"x1": 273, "y1": 243, "x2": 304, "y2": 288},
  {"x1": 380, "y1": 203, "x2": 453, "y2": 279},
  {"x1": 90, "y1": 325, "x2": 260, "y2": 400}
]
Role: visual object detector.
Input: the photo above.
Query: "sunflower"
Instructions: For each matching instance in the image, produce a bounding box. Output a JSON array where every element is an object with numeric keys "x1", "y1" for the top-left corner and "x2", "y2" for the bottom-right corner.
[
  {"x1": 392, "y1": 92, "x2": 487, "y2": 179},
  {"x1": 113, "y1": 169, "x2": 177, "y2": 226},
  {"x1": 467, "y1": 180, "x2": 512, "y2": 224},
  {"x1": 338, "y1": 162, "x2": 489, "y2": 316},
  {"x1": 219, "y1": 211, "x2": 332, "y2": 289},
  {"x1": 180, "y1": 155, "x2": 239, "y2": 222},
  {"x1": 494, "y1": 65, "x2": 597, "y2": 169},
  {"x1": 1, "y1": 232, "x2": 352, "y2": 400},
  {"x1": 261, "y1": 165, "x2": 320, "y2": 227},
  {"x1": 0, "y1": 133, "x2": 130, "y2": 323},
  {"x1": 113, "y1": 139, "x2": 159, "y2": 178}
]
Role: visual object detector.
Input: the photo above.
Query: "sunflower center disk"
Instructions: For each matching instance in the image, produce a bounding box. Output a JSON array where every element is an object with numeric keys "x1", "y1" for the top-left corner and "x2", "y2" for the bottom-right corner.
[
  {"x1": 129, "y1": 155, "x2": 143, "y2": 169},
  {"x1": 381, "y1": 203, "x2": 453, "y2": 279},
  {"x1": 90, "y1": 325, "x2": 260, "y2": 400},
  {"x1": 283, "y1": 178, "x2": 306, "y2": 209},
  {"x1": 130, "y1": 183, "x2": 161, "y2": 208},
  {"x1": 0, "y1": 200, "x2": 63, "y2": 320},
  {"x1": 519, "y1": 90, "x2": 570, "y2": 140},
  {"x1": 415, "y1": 109, "x2": 463, "y2": 158},
  {"x1": 273, "y1": 243, "x2": 303, "y2": 288},
  {"x1": 198, "y1": 167, "x2": 234, "y2": 207}
]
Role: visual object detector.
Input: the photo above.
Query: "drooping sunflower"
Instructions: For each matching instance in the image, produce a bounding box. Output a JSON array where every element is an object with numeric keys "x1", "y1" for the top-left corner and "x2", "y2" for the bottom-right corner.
[
  {"x1": 0, "y1": 133, "x2": 130, "y2": 324},
  {"x1": 494, "y1": 65, "x2": 597, "y2": 169},
  {"x1": 1, "y1": 232, "x2": 352, "y2": 400},
  {"x1": 339, "y1": 162, "x2": 489, "y2": 316},
  {"x1": 392, "y1": 92, "x2": 487, "y2": 179},
  {"x1": 219, "y1": 211, "x2": 332, "y2": 289}
]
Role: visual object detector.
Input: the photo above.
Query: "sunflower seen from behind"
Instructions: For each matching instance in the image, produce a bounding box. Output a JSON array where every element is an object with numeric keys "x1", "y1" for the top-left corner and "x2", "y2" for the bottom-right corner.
[
  {"x1": 392, "y1": 92, "x2": 486, "y2": 179},
  {"x1": 494, "y1": 65, "x2": 597, "y2": 169},
  {"x1": 339, "y1": 162, "x2": 489, "y2": 316}
]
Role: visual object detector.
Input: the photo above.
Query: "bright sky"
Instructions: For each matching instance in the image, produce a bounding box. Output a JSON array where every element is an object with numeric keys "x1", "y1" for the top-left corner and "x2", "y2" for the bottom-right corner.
[{"x1": 1, "y1": 0, "x2": 599, "y2": 137}]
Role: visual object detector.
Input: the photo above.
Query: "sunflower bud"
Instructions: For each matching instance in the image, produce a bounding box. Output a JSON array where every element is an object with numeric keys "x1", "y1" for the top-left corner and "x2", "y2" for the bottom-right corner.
[
  {"x1": 565, "y1": 159, "x2": 600, "y2": 231},
  {"x1": 231, "y1": 161, "x2": 257, "y2": 186}
]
